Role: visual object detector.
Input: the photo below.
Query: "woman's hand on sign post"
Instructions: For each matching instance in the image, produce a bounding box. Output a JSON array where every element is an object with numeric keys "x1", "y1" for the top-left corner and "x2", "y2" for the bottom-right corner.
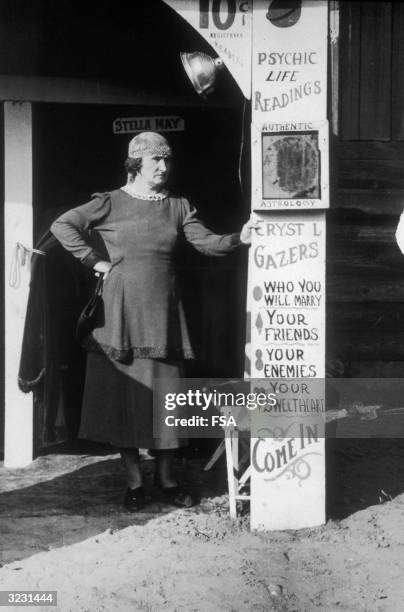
[
  {"x1": 93, "y1": 260, "x2": 113, "y2": 279},
  {"x1": 240, "y1": 214, "x2": 261, "y2": 245}
]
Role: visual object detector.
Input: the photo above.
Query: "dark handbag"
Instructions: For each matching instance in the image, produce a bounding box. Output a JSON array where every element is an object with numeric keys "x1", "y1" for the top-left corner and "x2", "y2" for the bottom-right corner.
[{"x1": 75, "y1": 274, "x2": 104, "y2": 343}]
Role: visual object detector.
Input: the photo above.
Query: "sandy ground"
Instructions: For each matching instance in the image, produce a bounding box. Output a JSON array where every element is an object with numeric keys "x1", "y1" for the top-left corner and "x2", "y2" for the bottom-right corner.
[{"x1": 1, "y1": 439, "x2": 404, "y2": 611}]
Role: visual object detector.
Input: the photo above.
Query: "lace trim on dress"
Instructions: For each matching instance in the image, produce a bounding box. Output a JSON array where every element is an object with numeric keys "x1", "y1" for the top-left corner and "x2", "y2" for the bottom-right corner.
[
  {"x1": 120, "y1": 185, "x2": 169, "y2": 201},
  {"x1": 82, "y1": 336, "x2": 195, "y2": 361}
]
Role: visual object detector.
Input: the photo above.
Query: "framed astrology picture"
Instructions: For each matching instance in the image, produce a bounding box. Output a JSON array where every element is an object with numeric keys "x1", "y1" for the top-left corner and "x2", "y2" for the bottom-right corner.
[{"x1": 252, "y1": 120, "x2": 329, "y2": 210}]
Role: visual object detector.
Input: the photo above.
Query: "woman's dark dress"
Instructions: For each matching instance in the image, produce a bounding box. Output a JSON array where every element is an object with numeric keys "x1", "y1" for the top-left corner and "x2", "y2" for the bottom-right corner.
[{"x1": 51, "y1": 189, "x2": 241, "y2": 448}]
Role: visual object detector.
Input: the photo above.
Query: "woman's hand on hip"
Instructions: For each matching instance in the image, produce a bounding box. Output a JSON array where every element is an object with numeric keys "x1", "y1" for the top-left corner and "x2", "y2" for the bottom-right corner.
[{"x1": 93, "y1": 260, "x2": 113, "y2": 279}]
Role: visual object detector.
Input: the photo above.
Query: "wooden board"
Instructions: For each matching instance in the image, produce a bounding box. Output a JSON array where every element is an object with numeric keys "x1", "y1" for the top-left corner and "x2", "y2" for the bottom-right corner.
[
  {"x1": 337, "y1": 159, "x2": 404, "y2": 191},
  {"x1": 359, "y1": 2, "x2": 392, "y2": 140},
  {"x1": 339, "y1": 1, "x2": 361, "y2": 141},
  {"x1": 392, "y1": 3, "x2": 404, "y2": 140},
  {"x1": 333, "y1": 192, "x2": 404, "y2": 216}
]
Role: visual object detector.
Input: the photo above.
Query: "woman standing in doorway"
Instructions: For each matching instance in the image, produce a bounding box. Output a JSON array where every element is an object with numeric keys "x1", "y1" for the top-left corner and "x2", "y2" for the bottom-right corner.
[{"x1": 51, "y1": 132, "x2": 253, "y2": 511}]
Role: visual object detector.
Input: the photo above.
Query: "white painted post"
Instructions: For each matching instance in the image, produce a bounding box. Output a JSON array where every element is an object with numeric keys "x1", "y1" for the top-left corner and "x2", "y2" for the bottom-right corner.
[
  {"x1": 249, "y1": 0, "x2": 329, "y2": 530},
  {"x1": 4, "y1": 101, "x2": 34, "y2": 467}
]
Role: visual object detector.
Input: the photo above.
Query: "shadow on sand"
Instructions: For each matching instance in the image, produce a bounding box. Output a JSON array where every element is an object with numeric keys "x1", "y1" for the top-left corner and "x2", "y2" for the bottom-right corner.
[
  {"x1": 0, "y1": 450, "x2": 228, "y2": 566},
  {"x1": 2, "y1": 437, "x2": 404, "y2": 565}
]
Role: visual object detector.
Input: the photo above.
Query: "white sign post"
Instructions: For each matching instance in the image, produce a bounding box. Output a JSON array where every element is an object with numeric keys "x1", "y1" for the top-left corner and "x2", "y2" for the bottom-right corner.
[
  {"x1": 249, "y1": 0, "x2": 328, "y2": 530},
  {"x1": 161, "y1": 0, "x2": 328, "y2": 530},
  {"x1": 249, "y1": 212, "x2": 326, "y2": 529},
  {"x1": 4, "y1": 102, "x2": 34, "y2": 467}
]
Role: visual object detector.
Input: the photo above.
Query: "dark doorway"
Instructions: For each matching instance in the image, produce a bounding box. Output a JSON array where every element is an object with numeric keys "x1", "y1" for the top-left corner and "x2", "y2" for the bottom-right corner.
[{"x1": 31, "y1": 101, "x2": 249, "y2": 453}]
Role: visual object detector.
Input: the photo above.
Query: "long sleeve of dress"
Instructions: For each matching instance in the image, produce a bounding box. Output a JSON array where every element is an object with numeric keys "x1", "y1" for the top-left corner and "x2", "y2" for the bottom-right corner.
[
  {"x1": 50, "y1": 193, "x2": 111, "y2": 267},
  {"x1": 181, "y1": 199, "x2": 242, "y2": 256}
]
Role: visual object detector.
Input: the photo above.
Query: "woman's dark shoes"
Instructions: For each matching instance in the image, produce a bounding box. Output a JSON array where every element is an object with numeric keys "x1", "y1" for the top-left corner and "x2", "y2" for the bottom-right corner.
[
  {"x1": 160, "y1": 485, "x2": 196, "y2": 508},
  {"x1": 154, "y1": 474, "x2": 197, "y2": 508},
  {"x1": 123, "y1": 486, "x2": 147, "y2": 512}
]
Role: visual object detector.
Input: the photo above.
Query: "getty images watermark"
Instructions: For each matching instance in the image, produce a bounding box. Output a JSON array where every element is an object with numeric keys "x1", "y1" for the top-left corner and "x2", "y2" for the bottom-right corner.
[
  {"x1": 164, "y1": 387, "x2": 278, "y2": 424},
  {"x1": 153, "y1": 379, "x2": 325, "y2": 438},
  {"x1": 153, "y1": 378, "x2": 404, "y2": 439}
]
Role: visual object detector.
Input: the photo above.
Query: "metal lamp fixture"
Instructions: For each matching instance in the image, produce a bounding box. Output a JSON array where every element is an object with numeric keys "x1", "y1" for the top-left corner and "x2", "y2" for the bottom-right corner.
[{"x1": 180, "y1": 51, "x2": 224, "y2": 97}]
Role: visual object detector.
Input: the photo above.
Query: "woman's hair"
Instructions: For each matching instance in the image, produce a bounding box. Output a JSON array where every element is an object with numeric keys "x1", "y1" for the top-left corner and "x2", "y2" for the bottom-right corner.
[{"x1": 124, "y1": 157, "x2": 142, "y2": 177}]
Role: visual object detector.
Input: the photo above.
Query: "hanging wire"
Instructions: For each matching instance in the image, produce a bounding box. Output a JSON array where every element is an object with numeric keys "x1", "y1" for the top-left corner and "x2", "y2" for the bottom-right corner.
[
  {"x1": 238, "y1": 97, "x2": 249, "y2": 206},
  {"x1": 9, "y1": 242, "x2": 46, "y2": 289}
]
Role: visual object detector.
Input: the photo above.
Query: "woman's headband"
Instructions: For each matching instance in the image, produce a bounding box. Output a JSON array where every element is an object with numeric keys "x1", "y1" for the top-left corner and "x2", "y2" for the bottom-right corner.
[{"x1": 128, "y1": 132, "x2": 172, "y2": 158}]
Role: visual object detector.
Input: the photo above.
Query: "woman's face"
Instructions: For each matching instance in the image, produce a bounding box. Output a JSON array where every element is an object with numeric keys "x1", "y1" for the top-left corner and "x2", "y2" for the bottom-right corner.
[{"x1": 139, "y1": 154, "x2": 172, "y2": 188}]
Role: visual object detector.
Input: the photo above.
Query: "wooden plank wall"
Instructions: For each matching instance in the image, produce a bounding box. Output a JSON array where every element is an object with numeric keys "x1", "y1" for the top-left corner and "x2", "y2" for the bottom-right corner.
[{"x1": 328, "y1": 1, "x2": 404, "y2": 377}]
